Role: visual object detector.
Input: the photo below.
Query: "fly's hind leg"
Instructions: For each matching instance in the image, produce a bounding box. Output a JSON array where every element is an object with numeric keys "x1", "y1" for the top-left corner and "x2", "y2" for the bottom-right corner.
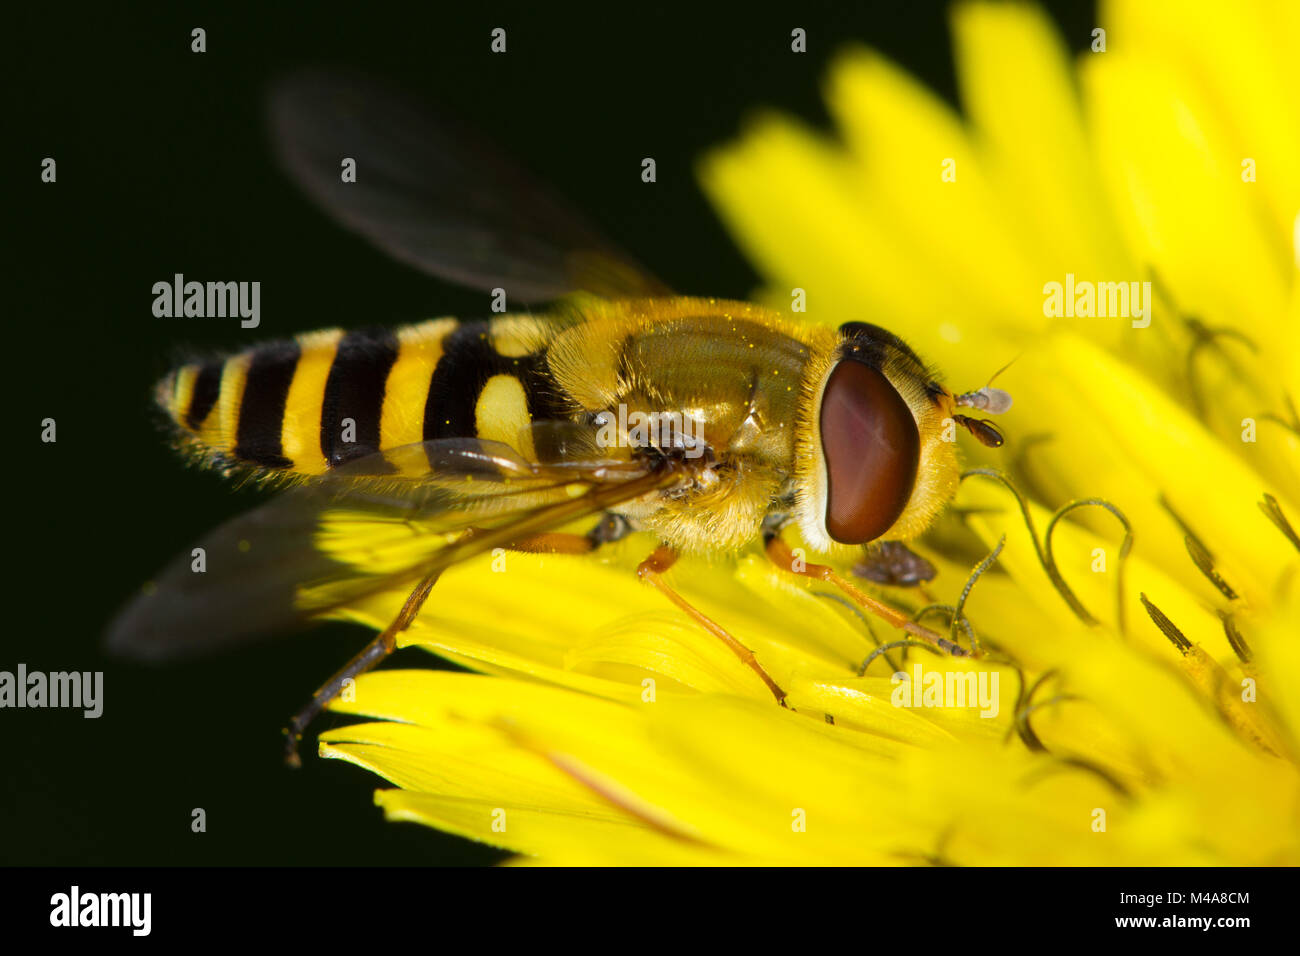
[
  {"x1": 636, "y1": 545, "x2": 787, "y2": 705},
  {"x1": 284, "y1": 567, "x2": 441, "y2": 768},
  {"x1": 285, "y1": 515, "x2": 633, "y2": 767}
]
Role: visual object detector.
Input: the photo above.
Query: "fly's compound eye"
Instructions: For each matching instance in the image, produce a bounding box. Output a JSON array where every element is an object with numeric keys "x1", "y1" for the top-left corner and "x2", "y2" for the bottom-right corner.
[{"x1": 819, "y1": 359, "x2": 920, "y2": 544}]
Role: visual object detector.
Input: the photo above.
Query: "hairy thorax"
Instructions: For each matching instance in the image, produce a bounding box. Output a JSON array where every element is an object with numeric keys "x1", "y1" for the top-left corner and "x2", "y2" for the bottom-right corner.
[{"x1": 545, "y1": 303, "x2": 816, "y2": 554}]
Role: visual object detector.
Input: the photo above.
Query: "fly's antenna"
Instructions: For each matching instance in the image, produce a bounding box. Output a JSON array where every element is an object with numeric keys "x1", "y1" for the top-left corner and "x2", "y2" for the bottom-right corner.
[
  {"x1": 954, "y1": 388, "x2": 1013, "y2": 413},
  {"x1": 955, "y1": 356, "x2": 1017, "y2": 414}
]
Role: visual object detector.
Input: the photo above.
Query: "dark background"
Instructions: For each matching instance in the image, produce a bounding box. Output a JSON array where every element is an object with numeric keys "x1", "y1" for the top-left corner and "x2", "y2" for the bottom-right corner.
[{"x1": 9, "y1": 0, "x2": 1093, "y2": 865}]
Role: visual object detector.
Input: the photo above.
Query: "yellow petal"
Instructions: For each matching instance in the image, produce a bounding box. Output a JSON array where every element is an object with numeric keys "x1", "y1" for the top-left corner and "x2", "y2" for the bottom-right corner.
[{"x1": 951, "y1": 2, "x2": 1132, "y2": 280}]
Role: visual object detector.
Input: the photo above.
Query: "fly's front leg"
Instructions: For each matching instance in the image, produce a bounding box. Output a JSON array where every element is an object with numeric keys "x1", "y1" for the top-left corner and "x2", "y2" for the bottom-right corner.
[
  {"x1": 763, "y1": 529, "x2": 970, "y2": 658},
  {"x1": 636, "y1": 545, "x2": 787, "y2": 705}
]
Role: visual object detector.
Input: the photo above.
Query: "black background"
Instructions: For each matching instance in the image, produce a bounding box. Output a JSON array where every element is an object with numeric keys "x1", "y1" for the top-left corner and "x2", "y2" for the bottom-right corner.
[{"x1": 9, "y1": 0, "x2": 1093, "y2": 866}]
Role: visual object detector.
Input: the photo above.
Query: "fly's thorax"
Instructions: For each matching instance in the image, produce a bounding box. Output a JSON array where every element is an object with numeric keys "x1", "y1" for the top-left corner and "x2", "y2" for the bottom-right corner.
[
  {"x1": 635, "y1": 456, "x2": 787, "y2": 555},
  {"x1": 792, "y1": 322, "x2": 960, "y2": 557},
  {"x1": 536, "y1": 297, "x2": 823, "y2": 554},
  {"x1": 546, "y1": 297, "x2": 812, "y2": 471}
]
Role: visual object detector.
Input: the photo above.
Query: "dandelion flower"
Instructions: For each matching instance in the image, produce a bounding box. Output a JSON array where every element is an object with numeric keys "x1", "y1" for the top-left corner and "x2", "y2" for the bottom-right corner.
[{"x1": 319, "y1": 0, "x2": 1300, "y2": 865}]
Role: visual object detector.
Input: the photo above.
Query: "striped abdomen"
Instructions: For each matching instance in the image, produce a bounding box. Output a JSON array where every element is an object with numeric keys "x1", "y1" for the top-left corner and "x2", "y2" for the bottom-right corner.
[{"x1": 159, "y1": 316, "x2": 573, "y2": 476}]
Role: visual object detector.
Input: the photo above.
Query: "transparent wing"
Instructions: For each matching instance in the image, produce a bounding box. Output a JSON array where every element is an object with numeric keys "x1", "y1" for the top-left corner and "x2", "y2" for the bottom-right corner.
[
  {"x1": 107, "y1": 437, "x2": 673, "y2": 661},
  {"x1": 268, "y1": 70, "x2": 671, "y2": 302}
]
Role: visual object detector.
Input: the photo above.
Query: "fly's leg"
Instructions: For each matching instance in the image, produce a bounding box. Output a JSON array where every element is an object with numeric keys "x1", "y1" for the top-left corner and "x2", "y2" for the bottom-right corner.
[
  {"x1": 764, "y1": 533, "x2": 971, "y2": 658},
  {"x1": 508, "y1": 520, "x2": 787, "y2": 702},
  {"x1": 506, "y1": 513, "x2": 633, "y2": 555},
  {"x1": 284, "y1": 567, "x2": 442, "y2": 768},
  {"x1": 284, "y1": 515, "x2": 633, "y2": 766},
  {"x1": 636, "y1": 545, "x2": 787, "y2": 705}
]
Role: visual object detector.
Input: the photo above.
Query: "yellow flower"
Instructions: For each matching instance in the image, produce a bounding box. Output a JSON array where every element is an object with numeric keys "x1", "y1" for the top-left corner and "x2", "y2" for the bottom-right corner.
[{"x1": 319, "y1": 0, "x2": 1300, "y2": 864}]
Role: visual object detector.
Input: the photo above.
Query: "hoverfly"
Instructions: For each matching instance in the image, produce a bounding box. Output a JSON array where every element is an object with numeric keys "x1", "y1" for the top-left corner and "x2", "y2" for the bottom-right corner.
[{"x1": 108, "y1": 72, "x2": 1012, "y2": 763}]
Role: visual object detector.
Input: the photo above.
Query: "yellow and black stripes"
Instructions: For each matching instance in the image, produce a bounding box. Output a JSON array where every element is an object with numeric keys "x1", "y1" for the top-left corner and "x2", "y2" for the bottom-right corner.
[
  {"x1": 159, "y1": 316, "x2": 573, "y2": 477},
  {"x1": 234, "y1": 340, "x2": 300, "y2": 469},
  {"x1": 320, "y1": 327, "x2": 399, "y2": 468},
  {"x1": 378, "y1": 321, "x2": 448, "y2": 451},
  {"x1": 185, "y1": 361, "x2": 223, "y2": 430},
  {"x1": 422, "y1": 323, "x2": 570, "y2": 443},
  {"x1": 278, "y1": 328, "x2": 343, "y2": 472}
]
